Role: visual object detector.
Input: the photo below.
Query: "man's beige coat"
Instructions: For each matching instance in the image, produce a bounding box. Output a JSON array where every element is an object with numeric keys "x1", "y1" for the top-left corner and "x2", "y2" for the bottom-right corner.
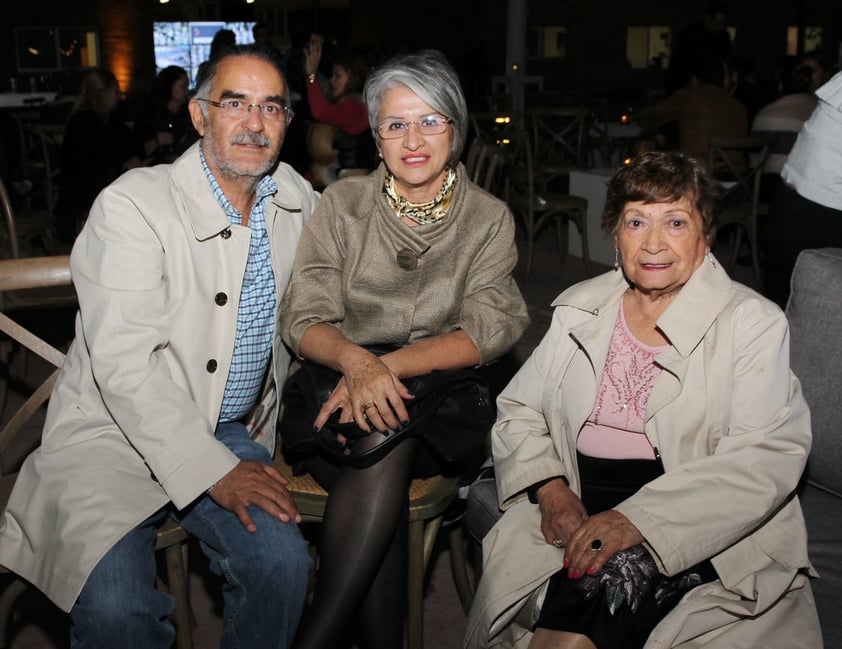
[
  {"x1": 0, "y1": 143, "x2": 319, "y2": 612},
  {"x1": 465, "y1": 258, "x2": 822, "y2": 648}
]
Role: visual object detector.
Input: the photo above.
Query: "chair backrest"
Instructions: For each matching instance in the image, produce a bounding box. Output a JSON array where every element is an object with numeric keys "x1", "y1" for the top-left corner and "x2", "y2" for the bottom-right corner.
[
  {"x1": 0, "y1": 178, "x2": 21, "y2": 259},
  {"x1": 0, "y1": 255, "x2": 71, "y2": 477},
  {"x1": 33, "y1": 124, "x2": 64, "y2": 222},
  {"x1": 500, "y1": 130, "x2": 537, "y2": 210},
  {"x1": 465, "y1": 140, "x2": 507, "y2": 197},
  {"x1": 707, "y1": 135, "x2": 773, "y2": 208},
  {"x1": 786, "y1": 247, "x2": 842, "y2": 497},
  {"x1": 528, "y1": 106, "x2": 591, "y2": 169}
]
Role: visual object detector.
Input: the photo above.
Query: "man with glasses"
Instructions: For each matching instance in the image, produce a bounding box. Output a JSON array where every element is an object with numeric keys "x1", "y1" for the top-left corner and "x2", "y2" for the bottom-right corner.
[{"x1": 0, "y1": 44, "x2": 318, "y2": 648}]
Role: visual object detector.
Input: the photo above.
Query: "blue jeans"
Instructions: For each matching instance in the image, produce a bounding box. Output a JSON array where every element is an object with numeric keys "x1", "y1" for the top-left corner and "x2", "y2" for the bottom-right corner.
[{"x1": 70, "y1": 422, "x2": 311, "y2": 649}]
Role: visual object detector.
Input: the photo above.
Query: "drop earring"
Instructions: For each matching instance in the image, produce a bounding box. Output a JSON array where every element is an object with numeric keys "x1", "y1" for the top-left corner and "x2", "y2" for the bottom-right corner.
[
  {"x1": 614, "y1": 248, "x2": 619, "y2": 271},
  {"x1": 707, "y1": 250, "x2": 717, "y2": 268}
]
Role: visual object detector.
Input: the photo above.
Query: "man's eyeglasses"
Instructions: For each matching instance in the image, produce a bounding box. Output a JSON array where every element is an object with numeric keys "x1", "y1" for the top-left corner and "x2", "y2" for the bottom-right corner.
[
  {"x1": 196, "y1": 98, "x2": 294, "y2": 124},
  {"x1": 377, "y1": 114, "x2": 452, "y2": 139}
]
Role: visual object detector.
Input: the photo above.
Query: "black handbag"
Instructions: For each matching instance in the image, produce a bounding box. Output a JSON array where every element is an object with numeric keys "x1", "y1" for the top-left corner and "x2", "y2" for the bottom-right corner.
[{"x1": 278, "y1": 346, "x2": 496, "y2": 469}]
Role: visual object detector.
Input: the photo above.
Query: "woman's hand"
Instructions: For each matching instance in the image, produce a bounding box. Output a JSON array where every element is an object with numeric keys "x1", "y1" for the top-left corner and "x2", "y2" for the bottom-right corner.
[
  {"x1": 303, "y1": 33, "x2": 324, "y2": 77},
  {"x1": 535, "y1": 479, "x2": 589, "y2": 549},
  {"x1": 562, "y1": 509, "x2": 645, "y2": 579},
  {"x1": 312, "y1": 347, "x2": 414, "y2": 433}
]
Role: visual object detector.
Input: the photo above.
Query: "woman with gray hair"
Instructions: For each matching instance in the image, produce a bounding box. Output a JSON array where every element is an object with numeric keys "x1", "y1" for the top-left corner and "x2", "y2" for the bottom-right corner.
[{"x1": 280, "y1": 49, "x2": 529, "y2": 649}]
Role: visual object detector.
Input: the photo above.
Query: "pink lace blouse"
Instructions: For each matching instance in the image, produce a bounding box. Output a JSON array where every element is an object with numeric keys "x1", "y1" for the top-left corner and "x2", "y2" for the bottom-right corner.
[{"x1": 577, "y1": 301, "x2": 668, "y2": 460}]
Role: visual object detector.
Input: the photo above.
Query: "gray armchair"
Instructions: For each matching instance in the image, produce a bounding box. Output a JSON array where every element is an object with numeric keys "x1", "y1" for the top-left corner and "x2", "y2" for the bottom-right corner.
[
  {"x1": 465, "y1": 247, "x2": 842, "y2": 646},
  {"x1": 786, "y1": 247, "x2": 842, "y2": 646}
]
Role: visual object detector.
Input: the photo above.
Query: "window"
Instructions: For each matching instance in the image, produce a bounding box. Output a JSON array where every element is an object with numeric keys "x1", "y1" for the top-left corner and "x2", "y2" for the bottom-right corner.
[
  {"x1": 626, "y1": 26, "x2": 671, "y2": 70},
  {"x1": 15, "y1": 26, "x2": 100, "y2": 72},
  {"x1": 786, "y1": 26, "x2": 822, "y2": 56},
  {"x1": 527, "y1": 26, "x2": 567, "y2": 59}
]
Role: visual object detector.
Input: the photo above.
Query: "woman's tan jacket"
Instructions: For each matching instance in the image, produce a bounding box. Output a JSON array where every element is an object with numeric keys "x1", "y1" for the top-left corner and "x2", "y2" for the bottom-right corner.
[
  {"x1": 0, "y1": 143, "x2": 319, "y2": 612},
  {"x1": 465, "y1": 257, "x2": 822, "y2": 648},
  {"x1": 281, "y1": 162, "x2": 529, "y2": 364}
]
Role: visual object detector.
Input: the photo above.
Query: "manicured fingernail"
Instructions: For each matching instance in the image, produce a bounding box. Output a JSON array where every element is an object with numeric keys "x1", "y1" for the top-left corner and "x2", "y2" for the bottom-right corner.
[
  {"x1": 401, "y1": 420, "x2": 409, "y2": 426},
  {"x1": 586, "y1": 566, "x2": 596, "y2": 575},
  {"x1": 312, "y1": 426, "x2": 319, "y2": 432},
  {"x1": 563, "y1": 558, "x2": 569, "y2": 568},
  {"x1": 568, "y1": 570, "x2": 579, "y2": 579}
]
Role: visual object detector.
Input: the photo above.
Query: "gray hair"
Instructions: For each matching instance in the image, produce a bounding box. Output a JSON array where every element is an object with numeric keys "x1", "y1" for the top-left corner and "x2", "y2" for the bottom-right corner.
[
  {"x1": 193, "y1": 44, "x2": 290, "y2": 117},
  {"x1": 363, "y1": 49, "x2": 468, "y2": 168}
]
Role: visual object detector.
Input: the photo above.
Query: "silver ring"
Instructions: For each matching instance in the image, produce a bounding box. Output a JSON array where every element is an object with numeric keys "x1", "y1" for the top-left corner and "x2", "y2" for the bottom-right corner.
[
  {"x1": 590, "y1": 538, "x2": 603, "y2": 552},
  {"x1": 551, "y1": 538, "x2": 565, "y2": 549}
]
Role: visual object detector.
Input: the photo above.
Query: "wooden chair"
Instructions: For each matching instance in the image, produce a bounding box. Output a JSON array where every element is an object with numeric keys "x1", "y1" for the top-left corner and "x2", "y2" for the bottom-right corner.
[
  {"x1": 0, "y1": 255, "x2": 193, "y2": 649},
  {"x1": 0, "y1": 178, "x2": 77, "y2": 417},
  {"x1": 32, "y1": 124, "x2": 63, "y2": 241},
  {"x1": 0, "y1": 176, "x2": 53, "y2": 260},
  {"x1": 527, "y1": 106, "x2": 593, "y2": 181},
  {"x1": 504, "y1": 131, "x2": 593, "y2": 280},
  {"x1": 465, "y1": 140, "x2": 507, "y2": 197},
  {"x1": 707, "y1": 135, "x2": 773, "y2": 289},
  {"x1": 274, "y1": 450, "x2": 474, "y2": 649}
]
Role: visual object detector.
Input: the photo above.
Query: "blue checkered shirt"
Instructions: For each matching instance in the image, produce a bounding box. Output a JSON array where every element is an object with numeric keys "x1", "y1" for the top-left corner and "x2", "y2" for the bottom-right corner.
[{"x1": 199, "y1": 148, "x2": 278, "y2": 423}]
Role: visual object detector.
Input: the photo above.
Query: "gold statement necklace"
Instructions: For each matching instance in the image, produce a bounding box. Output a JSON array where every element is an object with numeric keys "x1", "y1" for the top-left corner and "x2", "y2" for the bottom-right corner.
[{"x1": 383, "y1": 168, "x2": 458, "y2": 225}]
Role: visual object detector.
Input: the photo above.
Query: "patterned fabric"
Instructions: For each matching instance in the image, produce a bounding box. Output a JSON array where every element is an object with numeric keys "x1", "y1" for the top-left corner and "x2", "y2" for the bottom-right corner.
[
  {"x1": 577, "y1": 300, "x2": 668, "y2": 459},
  {"x1": 199, "y1": 147, "x2": 278, "y2": 422},
  {"x1": 382, "y1": 167, "x2": 457, "y2": 224}
]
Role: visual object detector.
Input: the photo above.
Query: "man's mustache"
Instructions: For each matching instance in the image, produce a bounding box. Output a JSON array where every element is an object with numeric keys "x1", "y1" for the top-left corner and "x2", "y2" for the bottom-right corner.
[{"x1": 231, "y1": 132, "x2": 272, "y2": 147}]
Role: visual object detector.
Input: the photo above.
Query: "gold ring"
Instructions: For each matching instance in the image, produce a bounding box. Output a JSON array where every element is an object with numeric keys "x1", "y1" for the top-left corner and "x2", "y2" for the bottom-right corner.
[{"x1": 361, "y1": 402, "x2": 373, "y2": 412}]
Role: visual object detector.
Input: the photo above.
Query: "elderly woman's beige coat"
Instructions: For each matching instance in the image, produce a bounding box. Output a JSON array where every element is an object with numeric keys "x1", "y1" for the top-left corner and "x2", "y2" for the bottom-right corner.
[
  {"x1": 0, "y1": 143, "x2": 319, "y2": 612},
  {"x1": 465, "y1": 258, "x2": 822, "y2": 648}
]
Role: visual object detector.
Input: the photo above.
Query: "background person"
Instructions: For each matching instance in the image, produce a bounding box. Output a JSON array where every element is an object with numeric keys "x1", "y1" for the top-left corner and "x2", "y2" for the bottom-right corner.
[
  {"x1": 303, "y1": 34, "x2": 376, "y2": 187},
  {"x1": 133, "y1": 64, "x2": 194, "y2": 164},
  {"x1": 0, "y1": 44, "x2": 319, "y2": 649},
  {"x1": 763, "y1": 70, "x2": 842, "y2": 308},
  {"x1": 280, "y1": 49, "x2": 529, "y2": 649},
  {"x1": 634, "y1": 57, "x2": 747, "y2": 167},
  {"x1": 55, "y1": 67, "x2": 144, "y2": 244},
  {"x1": 465, "y1": 151, "x2": 820, "y2": 649}
]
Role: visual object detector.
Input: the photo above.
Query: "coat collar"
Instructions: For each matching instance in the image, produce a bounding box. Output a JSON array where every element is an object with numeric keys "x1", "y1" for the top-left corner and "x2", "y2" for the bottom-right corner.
[
  {"x1": 170, "y1": 142, "x2": 307, "y2": 242},
  {"x1": 552, "y1": 253, "x2": 735, "y2": 360}
]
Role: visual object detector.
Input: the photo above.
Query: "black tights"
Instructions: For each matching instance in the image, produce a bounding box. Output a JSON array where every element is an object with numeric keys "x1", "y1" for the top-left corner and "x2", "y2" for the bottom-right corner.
[{"x1": 292, "y1": 437, "x2": 435, "y2": 649}]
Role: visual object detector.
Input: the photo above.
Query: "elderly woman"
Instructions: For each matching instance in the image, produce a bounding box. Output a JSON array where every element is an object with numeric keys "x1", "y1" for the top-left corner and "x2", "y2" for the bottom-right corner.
[
  {"x1": 280, "y1": 49, "x2": 529, "y2": 649},
  {"x1": 465, "y1": 151, "x2": 821, "y2": 649}
]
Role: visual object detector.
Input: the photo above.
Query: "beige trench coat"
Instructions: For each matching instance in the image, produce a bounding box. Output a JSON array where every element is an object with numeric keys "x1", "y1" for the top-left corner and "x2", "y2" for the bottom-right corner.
[
  {"x1": 0, "y1": 143, "x2": 320, "y2": 612},
  {"x1": 465, "y1": 258, "x2": 822, "y2": 648}
]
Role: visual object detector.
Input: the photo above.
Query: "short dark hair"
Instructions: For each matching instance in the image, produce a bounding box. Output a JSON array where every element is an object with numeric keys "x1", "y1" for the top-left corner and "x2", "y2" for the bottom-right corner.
[
  {"x1": 602, "y1": 151, "x2": 721, "y2": 245},
  {"x1": 194, "y1": 43, "x2": 289, "y2": 106},
  {"x1": 705, "y1": 1, "x2": 730, "y2": 16}
]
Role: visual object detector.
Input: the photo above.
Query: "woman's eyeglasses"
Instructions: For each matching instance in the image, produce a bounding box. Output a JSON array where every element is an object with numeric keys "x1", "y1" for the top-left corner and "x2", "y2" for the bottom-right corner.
[{"x1": 377, "y1": 114, "x2": 452, "y2": 139}]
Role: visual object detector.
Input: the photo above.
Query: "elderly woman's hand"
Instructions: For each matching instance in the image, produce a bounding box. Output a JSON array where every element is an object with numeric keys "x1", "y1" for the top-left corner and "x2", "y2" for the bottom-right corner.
[
  {"x1": 562, "y1": 510, "x2": 645, "y2": 580},
  {"x1": 535, "y1": 479, "x2": 589, "y2": 550},
  {"x1": 312, "y1": 347, "x2": 414, "y2": 433}
]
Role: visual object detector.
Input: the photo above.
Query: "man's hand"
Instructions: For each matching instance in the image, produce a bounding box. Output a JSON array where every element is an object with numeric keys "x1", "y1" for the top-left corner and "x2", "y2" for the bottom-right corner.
[{"x1": 208, "y1": 460, "x2": 301, "y2": 532}]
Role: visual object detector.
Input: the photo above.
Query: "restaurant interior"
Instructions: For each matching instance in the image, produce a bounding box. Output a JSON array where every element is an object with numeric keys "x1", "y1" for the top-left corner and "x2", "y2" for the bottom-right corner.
[{"x1": 0, "y1": 0, "x2": 840, "y2": 647}]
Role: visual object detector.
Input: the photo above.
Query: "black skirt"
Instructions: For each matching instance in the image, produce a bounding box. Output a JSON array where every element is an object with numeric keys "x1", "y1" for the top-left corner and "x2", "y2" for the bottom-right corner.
[{"x1": 534, "y1": 452, "x2": 715, "y2": 649}]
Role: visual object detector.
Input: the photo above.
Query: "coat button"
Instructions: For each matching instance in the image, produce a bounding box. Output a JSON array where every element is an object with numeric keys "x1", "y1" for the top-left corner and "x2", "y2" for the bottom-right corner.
[
  {"x1": 206, "y1": 359, "x2": 218, "y2": 373},
  {"x1": 220, "y1": 228, "x2": 232, "y2": 239},
  {"x1": 396, "y1": 248, "x2": 419, "y2": 270},
  {"x1": 215, "y1": 292, "x2": 228, "y2": 306}
]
